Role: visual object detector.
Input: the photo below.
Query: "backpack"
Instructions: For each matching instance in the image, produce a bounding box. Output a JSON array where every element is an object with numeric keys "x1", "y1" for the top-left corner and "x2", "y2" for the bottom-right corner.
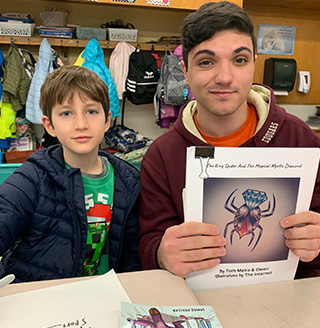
[
  {"x1": 126, "y1": 48, "x2": 159, "y2": 105},
  {"x1": 156, "y1": 49, "x2": 189, "y2": 106},
  {"x1": 151, "y1": 52, "x2": 161, "y2": 71}
]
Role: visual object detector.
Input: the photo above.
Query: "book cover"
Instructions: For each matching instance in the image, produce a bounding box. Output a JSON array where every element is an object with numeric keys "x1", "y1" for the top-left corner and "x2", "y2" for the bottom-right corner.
[
  {"x1": 121, "y1": 302, "x2": 222, "y2": 328},
  {"x1": 184, "y1": 146, "x2": 320, "y2": 291},
  {"x1": 39, "y1": 30, "x2": 73, "y2": 38}
]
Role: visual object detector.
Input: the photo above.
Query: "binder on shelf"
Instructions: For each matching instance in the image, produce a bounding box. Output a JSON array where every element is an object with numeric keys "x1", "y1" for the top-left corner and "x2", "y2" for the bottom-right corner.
[{"x1": 39, "y1": 30, "x2": 73, "y2": 38}]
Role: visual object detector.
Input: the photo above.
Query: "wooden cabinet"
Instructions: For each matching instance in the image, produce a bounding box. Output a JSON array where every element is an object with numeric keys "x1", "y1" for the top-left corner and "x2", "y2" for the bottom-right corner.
[
  {"x1": 1, "y1": 0, "x2": 320, "y2": 105},
  {"x1": 0, "y1": 0, "x2": 243, "y2": 50},
  {"x1": 1, "y1": 0, "x2": 243, "y2": 53},
  {"x1": 62, "y1": 0, "x2": 243, "y2": 11},
  {"x1": 0, "y1": 36, "x2": 173, "y2": 52},
  {"x1": 244, "y1": 1, "x2": 320, "y2": 105},
  {"x1": 244, "y1": 0, "x2": 320, "y2": 11},
  {"x1": 0, "y1": 0, "x2": 242, "y2": 51}
]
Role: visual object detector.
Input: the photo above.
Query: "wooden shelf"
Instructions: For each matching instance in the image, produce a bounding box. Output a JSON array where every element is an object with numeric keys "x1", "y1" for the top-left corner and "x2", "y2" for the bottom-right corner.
[
  {"x1": 58, "y1": 0, "x2": 243, "y2": 11},
  {"x1": 243, "y1": 0, "x2": 320, "y2": 11},
  {"x1": 0, "y1": 35, "x2": 177, "y2": 51}
]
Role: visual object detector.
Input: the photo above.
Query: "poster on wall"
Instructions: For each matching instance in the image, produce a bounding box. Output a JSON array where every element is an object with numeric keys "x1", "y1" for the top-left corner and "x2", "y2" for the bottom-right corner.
[
  {"x1": 147, "y1": 0, "x2": 171, "y2": 6},
  {"x1": 184, "y1": 146, "x2": 320, "y2": 292},
  {"x1": 257, "y1": 25, "x2": 296, "y2": 55}
]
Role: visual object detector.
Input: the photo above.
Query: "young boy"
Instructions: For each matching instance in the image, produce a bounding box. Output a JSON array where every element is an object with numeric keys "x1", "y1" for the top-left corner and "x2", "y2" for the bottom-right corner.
[{"x1": 0, "y1": 65, "x2": 141, "y2": 282}]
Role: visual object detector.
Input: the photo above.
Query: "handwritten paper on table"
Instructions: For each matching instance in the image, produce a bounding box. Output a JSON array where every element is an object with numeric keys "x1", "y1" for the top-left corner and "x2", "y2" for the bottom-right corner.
[{"x1": 0, "y1": 269, "x2": 131, "y2": 328}]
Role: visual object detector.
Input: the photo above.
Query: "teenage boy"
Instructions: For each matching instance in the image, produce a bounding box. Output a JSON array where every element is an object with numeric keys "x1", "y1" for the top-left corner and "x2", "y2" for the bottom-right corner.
[
  {"x1": 139, "y1": 1, "x2": 320, "y2": 279},
  {"x1": 0, "y1": 65, "x2": 141, "y2": 282}
]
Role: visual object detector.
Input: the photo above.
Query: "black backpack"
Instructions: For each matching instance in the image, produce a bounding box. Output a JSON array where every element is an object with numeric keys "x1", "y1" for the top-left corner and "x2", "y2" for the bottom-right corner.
[{"x1": 126, "y1": 49, "x2": 159, "y2": 105}]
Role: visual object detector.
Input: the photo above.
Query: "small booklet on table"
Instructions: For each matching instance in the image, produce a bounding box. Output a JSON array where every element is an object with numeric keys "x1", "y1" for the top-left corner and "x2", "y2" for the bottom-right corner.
[{"x1": 121, "y1": 302, "x2": 223, "y2": 328}]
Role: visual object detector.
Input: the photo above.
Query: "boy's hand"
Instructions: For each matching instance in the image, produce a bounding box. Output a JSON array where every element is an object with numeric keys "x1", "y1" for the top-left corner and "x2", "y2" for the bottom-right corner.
[
  {"x1": 280, "y1": 211, "x2": 320, "y2": 262},
  {"x1": 157, "y1": 221, "x2": 226, "y2": 278}
]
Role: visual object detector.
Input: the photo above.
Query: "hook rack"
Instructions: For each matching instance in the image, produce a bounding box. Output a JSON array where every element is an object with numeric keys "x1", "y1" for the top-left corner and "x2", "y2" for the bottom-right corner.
[{"x1": 0, "y1": 36, "x2": 179, "y2": 53}]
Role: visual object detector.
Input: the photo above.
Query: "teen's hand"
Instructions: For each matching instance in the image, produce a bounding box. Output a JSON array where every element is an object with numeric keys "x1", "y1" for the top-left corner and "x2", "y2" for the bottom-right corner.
[
  {"x1": 157, "y1": 221, "x2": 226, "y2": 278},
  {"x1": 280, "y1": 211, "x2": 320, "y2": 262}
]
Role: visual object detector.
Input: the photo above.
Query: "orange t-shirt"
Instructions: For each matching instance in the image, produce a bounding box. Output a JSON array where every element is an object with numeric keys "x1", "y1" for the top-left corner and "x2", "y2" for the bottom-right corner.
[{"x1": 194, "y1": 104, "x2": 258, "y2": 147}]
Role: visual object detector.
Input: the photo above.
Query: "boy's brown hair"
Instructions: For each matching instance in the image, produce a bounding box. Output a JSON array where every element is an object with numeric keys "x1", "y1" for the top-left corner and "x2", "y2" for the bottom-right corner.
[{"x1": 40, "y1": 65, "x2": 110, "y2": 123}]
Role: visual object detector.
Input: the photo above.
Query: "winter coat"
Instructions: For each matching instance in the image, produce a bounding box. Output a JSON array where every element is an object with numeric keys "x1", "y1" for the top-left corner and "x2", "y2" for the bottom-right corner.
[
  {"x1": 0, "y1": 145, "x2": 141, "y2": 282},
  {"x1": 2, "y1": 43, "x2": 31, "y2": 112},
  {"x1": 0, "y1": 48, "x2": 4, "y2": 98},
  {"x1": 26, "y1": 38, "x2": 53, "y2": 124},
  {"x1": 74, "y1": 38, "x2": 120, "y2": 118}
]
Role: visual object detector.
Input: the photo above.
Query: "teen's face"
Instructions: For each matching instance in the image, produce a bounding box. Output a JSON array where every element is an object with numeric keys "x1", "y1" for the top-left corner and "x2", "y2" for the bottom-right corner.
[
  {"x1": 42, "y1": 92, "x2": 110, "y2": 164},
  {"x1": 182, "y1": 30, "x2": 256, "y2": 122}
]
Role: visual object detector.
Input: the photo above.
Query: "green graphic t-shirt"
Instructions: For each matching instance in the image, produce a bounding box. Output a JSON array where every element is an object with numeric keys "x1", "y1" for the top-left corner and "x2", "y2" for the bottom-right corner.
[{"x1": 80, "y1": 157, "x2": 115, "y2": 276}]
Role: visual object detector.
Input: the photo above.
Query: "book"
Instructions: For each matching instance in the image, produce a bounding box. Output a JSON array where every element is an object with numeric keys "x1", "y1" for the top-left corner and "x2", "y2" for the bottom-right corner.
[
  {"x1": 9, "y1": 137, "x2": 36, "y2": 151},
  {"x1": 39, "y1": 25, "x2": 73, "y2": 32},
  {"x1": 39, "y1": 30, "x2": 73, "y2": 38},
  {"x1": 121, "y1": 302, "x2": 223, "y2": 328},
  {"x1": 184, "y1": 146, "x2": 320, "y2": 291},
  {"x1": 0, "y1": 16, "x2": 34, "y2": 23}
]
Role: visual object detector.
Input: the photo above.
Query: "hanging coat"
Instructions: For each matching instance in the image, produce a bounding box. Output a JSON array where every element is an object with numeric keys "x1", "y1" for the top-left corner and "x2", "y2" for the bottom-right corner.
[
  {"x1": 0, "y1": 49, "x2": 17, "y2": 141},
  {"x1": 0, "y1": 49, "x2": 4, "y2": 98},
  {"x1": 26, "y1": 38, "x2": 54, "y2": 124},
  {"x1": 109, "y1": 41, "x2": 135, "y2": 100},
  {"x1": 74, "y1": 38, "x2": 120, "y2": 118},
  {"x1": 2, "y1": 44, "x2": 31, "y2": 112}
]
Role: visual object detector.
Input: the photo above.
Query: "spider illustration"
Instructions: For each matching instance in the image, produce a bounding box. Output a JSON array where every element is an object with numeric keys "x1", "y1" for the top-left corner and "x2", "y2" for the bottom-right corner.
[{"x1": 223, "y1": 188, "x2": 276, "y2": 252}]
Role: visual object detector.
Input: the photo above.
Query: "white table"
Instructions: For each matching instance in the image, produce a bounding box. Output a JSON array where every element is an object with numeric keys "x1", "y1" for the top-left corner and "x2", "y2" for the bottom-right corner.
[
  {"x1": 1, "y1": 270, "x2": 319, "y2": 328},
  {"x1": 0, "y1": 269, "x2": 199, "y2": 306},
  {"x1": 195, "y1": 276, "x2": 320, "y2": 328}
]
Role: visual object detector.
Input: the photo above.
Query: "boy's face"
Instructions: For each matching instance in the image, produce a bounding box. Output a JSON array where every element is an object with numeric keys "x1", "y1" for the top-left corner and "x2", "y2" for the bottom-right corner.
[
  {"x1": 182, "y1": 30, "x2": 256, "y2": 134},
  {"x1": 42, "y1": 92, "x2": 110, "y2": 165}
]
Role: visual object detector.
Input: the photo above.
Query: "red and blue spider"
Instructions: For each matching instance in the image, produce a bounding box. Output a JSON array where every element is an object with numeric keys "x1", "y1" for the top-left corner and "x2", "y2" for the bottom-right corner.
[{"x1": 223, "y1": 188, "x2": 276, "y2": 252}]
